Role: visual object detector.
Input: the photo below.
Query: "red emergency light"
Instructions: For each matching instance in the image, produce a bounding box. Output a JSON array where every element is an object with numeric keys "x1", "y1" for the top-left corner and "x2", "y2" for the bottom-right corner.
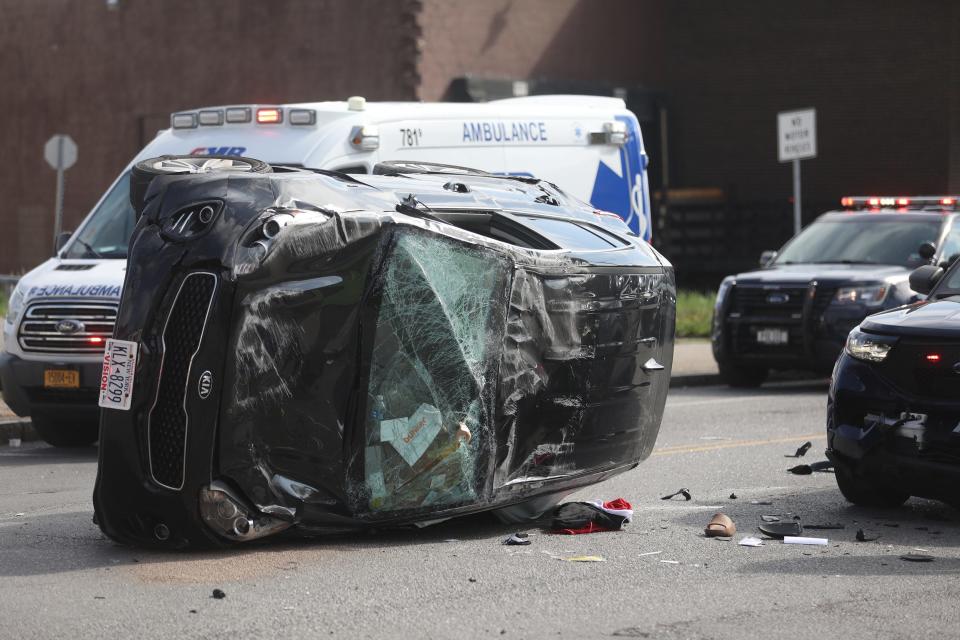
[
  {"x1": 925, "y1": 353, "x2": 941, "y2": 363},
  {"x1": 88, "y1": 336, "x2": 104, "y2": 345}
]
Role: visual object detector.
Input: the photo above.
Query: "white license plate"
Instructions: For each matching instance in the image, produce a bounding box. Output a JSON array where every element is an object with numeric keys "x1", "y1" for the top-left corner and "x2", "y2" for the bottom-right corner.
[
  {"x1": 756, "y1": 328, "x2": 789, "y2": 345},
  {"x1": 98, "y1": 339, "x2": 138, "y2": 411}
]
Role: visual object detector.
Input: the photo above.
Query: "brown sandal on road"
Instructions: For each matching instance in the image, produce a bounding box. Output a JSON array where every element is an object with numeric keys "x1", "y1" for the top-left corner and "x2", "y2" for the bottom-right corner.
[{"x1": 704, "y1": 512, "x2": 736, "y2": 537}]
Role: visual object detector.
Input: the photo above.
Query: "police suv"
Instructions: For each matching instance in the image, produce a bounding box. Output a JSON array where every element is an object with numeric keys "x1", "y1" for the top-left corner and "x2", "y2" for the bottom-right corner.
[
  {"x1": 1, "y1": 95, "x2": 652, "y2": 446},
  {"x1": 712, "y1": 196, "x2": 960, "y2": 387}
]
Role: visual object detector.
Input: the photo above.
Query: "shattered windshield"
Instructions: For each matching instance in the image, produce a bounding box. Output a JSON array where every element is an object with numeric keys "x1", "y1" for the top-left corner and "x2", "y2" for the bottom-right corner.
[
  {"x1": 773, "y1": 218, "x2": 940, "y2": 267},
  {"x1": 62, "y1": 172, "x2": 135, "y2": 259}
]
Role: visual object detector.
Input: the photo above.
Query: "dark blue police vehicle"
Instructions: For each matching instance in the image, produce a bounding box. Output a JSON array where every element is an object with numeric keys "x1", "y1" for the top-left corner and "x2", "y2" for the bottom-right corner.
[
  {"x1": 712, "y1": 196, "x2": 960, "y2": 387},
  {"x1": 827, "y1": 250, "x2": 960, "y2": 506}
]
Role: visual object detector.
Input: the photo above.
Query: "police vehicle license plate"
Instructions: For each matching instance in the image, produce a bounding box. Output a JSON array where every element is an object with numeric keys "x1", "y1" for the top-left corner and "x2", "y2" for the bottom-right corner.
[
  {"x1": 756, "y1": 328, "x2": 789, "y2": 345},
  {"x1": 98, "y1": 339, "x2": 138, "y2": 411}
]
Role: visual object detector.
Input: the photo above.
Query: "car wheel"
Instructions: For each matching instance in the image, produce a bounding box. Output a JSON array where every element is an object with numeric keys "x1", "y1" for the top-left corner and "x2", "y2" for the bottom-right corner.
[
  {"x1": 718, "y1": 362, "x2": 768, "y2": 388},
  {"x1": 129, "y1": 155, "x2": 271, "y2": 215},
  {"x1": 834, "y1": 461, "x2": 909, "y2": 507},
  {"x1": 31, "y1": 412, "x2": 99, "y2": 447}
]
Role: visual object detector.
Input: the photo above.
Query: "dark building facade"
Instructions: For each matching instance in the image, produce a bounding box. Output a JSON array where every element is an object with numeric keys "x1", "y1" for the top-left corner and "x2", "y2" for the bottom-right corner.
[{"x1": 1, "y1": 0, "x2": 958, "y2": 281}]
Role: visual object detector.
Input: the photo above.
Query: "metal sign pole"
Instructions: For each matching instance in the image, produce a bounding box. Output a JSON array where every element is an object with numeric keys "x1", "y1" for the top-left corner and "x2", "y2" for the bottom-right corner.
[
  {"x1": 792, "y1": 158, "x2": 801, "y2": 236},
  {"x1": 53, "y1": 136, "x2": 66, "y2": 252}
]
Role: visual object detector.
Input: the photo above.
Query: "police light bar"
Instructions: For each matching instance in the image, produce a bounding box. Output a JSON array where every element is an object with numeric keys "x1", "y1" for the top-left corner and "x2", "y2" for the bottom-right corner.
[{"x1": 841, "y1": 196, "x2": 960, "y2": 211}]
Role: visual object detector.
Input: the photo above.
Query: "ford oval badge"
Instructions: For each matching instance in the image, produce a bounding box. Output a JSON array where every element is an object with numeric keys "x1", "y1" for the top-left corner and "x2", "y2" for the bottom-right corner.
[{"x1": 766, "y1": 292, "x2": 790, "y2": 304}]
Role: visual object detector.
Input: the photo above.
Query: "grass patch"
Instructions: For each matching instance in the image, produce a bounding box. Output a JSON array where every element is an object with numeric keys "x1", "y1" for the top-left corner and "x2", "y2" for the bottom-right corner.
[
  {"x1": 0, "y1": 289, "x2": 6, "y2": 318},
  {"x1": 676, "y1": 290, "x2": 715, "y2": 338}
]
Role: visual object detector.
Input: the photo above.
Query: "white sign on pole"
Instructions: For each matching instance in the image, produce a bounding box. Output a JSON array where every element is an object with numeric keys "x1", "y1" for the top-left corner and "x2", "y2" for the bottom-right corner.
[
  {"x1": 44, "y1": 134, "x2": 78, "y2": 252},
  {"x1": 777, "y1": 109, "x2": 816, "y2": 162},
  {"x1": 44, "y1": 134, "x2": 78, "y2": 170}
]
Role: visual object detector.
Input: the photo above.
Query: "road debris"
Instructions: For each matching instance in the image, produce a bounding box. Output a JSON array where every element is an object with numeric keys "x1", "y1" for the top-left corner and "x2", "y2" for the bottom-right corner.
[
  {"x1": 565, "y1": 555, "x2": 605, "y2": 562},
  {"x1": 729, "y1": 493, "x2": 738, "y2": 499},
  {"x1": 550, "y1": 498, "x2": 632, "y2": 535},
  {"x1": 659, "y1": 560, "x2": 680, "y2": 564},
  {"x1": 660, "y1": 488, "x2": 691, "y2": 501},
  {"x1": 211, "y1": 589, "x2": 226, "y2": 599},
  {"x1": 900, "y1": 553, "x2": 934, "y2": 562},
  {"x1": 805, "y1": 523, "x2": 845, "y2": 530},
  {"x1": 785, "y1": 441, "x2": 812, "y2": 458},
  {"x1": 787, "y1": 460, "x2": 834, "y2": 475},
  {"x1": 739, "y1": 536, "x2": 764, "y2": 547},
  {"x1": 704, "y1": 512, "x2": 736, "y2": 537},
  {"x1": 503, "y1": 532, "x2": 531, "y2": 546},
  {"x1": 856, "y1": 529, "x2": 880, "y2": 542},
  {"x1": 638, "y1": 551, "x2": 662, "y2": 557},
  {"x1": 750, "y1": 500, "x2": 773, "y2": 505},
  {"x1": 758, "y1": 515, "x2": 802, "y2": 538},
  {"x1": 784, "y1": 536, "x2": 828, "y2": 545}
]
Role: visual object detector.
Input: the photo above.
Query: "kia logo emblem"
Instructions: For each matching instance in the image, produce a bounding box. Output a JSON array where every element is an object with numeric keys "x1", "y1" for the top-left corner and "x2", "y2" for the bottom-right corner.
[
  {"x1": 197, "y1": 370, "x2": 213, "y2": 399},
  {"x1": 766, "y1": 292, "x2": 790, "y2": 304},
  {"x1": 55, "y1": 319, "x2": 84, "y2": 335}
]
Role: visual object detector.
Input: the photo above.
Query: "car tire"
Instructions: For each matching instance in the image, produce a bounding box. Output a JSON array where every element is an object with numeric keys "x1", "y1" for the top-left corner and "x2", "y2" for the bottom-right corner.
[
  {"x1": 129, "y1": 155, "x2": 271, "y2": 216},
  {"x1": 31, "y1": 412, "x2": 99, "y2": 447},
  {"x1": 834, "y1": 461, "x2": 909, "y2": 507},
  {"x1": 718, "y1": 362, "x2": 769, "y2": 388}
]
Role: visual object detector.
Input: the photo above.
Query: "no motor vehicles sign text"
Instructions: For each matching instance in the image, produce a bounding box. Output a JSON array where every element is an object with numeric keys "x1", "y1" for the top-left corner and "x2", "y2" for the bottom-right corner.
[{"x1": 777, "y1": 109, "x2": 816, "y2": 162}]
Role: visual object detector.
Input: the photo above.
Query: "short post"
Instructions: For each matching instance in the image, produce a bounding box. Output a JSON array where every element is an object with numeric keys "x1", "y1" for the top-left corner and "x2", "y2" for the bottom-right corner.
[
  {"x1": 43, "y1": 134, "x2": 78, "y2": 253},
  {"x1": 53, "y1": 137, "x2": 66, "y2": 249}
]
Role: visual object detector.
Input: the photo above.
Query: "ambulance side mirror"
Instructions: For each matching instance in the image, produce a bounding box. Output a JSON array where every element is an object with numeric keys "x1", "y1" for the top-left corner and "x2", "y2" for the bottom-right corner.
[{"x1": 55, "y1": 231, "x2": 72, "y2": 254}]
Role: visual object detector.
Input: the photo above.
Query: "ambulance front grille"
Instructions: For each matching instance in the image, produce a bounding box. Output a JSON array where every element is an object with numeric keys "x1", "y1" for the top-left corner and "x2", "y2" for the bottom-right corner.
[{"x1": 18, "y1": 301, "x2": 118, "y2": 353}]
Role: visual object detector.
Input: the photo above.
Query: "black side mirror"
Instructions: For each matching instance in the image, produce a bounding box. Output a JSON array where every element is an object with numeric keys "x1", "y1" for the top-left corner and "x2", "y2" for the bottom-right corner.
[
  {"x1": 909, "y1": 264, "x2": 944, "y2": 295},
  {"x1": 759, "y1": 250, "x2": 777, "y2": 267},
  {"x1": 918, "y1": 241, "x2": 936, "y2": 261},
  {"x1": 54, "y1": 231, "x2": 72, "y2": 253}
]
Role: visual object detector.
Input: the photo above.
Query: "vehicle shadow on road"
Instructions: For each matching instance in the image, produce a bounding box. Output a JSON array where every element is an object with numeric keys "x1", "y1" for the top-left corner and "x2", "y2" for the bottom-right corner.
[
  {"x1": 0, "y1": 508, "x2": 529, "y2": 579},
  {"x1": 0, "y1": 443, "x2": 98, "y2": 466}
]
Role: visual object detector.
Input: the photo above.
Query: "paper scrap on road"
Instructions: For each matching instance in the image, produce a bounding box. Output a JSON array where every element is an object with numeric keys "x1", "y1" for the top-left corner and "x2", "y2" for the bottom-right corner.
[
  {"x1": 739, "y1": 536, "x2": 764, "y2": 547},
  {"x1": 638, "y1": 551, "x2": 662, "y2": 557},
  {"x1": 784, "y1": 536, "x2": 828, "y2": 545},
  {"x1": 565, "y1": 555, "x2": 605, "y2": 562}
]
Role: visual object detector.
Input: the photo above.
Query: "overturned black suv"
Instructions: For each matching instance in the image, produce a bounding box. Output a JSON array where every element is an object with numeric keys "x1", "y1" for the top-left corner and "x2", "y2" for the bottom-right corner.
[
  {"x1": 827, "y1": 258, "x2": 960, "y2": 507},
  {"x1": 712, "y1": 197, "x2": 960, "y2": 386},
  {"x1": 93, "y1": 157, "x2": 675, "y2": 548}
]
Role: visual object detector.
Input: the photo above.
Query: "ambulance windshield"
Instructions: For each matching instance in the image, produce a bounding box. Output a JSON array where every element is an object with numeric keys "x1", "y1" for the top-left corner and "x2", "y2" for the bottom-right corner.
[{"x1": 61, "y1": 172, "x2": 136, "y2": 259}]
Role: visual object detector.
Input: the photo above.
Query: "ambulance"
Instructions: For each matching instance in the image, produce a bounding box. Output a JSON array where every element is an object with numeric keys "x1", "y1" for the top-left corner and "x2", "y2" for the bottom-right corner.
[{"x1": 0, "y1": 95, "x2": 652, "y2": 446}]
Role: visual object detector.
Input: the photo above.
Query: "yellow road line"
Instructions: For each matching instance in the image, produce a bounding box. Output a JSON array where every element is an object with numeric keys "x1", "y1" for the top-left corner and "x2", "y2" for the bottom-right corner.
[{"x1": 653, "y1": 433, "x2": 826, "y2": 456}]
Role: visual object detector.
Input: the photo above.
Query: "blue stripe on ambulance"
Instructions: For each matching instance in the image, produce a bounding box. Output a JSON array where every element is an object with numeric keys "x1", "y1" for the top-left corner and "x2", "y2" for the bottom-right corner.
[{"x1": 588, "y1": 115, "x2": 650, "y2": 241}]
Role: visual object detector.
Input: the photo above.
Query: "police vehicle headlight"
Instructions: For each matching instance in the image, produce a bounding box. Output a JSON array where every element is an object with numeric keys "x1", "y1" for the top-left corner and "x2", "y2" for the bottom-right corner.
[
  {"x1": 4, "y1": 284, "x2": 25, "y2": 326},
  {"x1": 715, "y1": 277, "x2": 735, "y2": 308},
  {"x1": 834, "y1": 284, "x2": 888, "y2": 306},
  {"x1": 845, "y1": 327, "x2": 897, "y2": 363}
]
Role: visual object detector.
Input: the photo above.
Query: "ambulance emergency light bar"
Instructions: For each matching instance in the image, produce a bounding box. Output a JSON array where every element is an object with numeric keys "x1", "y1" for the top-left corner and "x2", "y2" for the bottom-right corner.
[
  {"x1": 171, "y1": 106, "x2": 317, "y2": 129},
  {"x1": 840, "y1": 196, "x2": 958, "y2": 210}
]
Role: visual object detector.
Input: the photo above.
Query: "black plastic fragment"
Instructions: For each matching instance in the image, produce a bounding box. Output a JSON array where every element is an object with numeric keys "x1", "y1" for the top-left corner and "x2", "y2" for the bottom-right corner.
[
  {"x1": 211, "y1": 589, "x2": 226, "y2": 599},
  {"x1": 805, "y1": 523, "x2": 845, "y2": 530},
  {"x1": 758, "y1": 515, "x2": 802, "y2": 538},
  {"x1": 856, "y1": 529, "x2": 879, "y2": 542},
  {"x1": 661, "y1": 488, "x2": 692, "y2": 501},
  {"x1": 785, "y1": 441, "x2": 812, "y2": 458},
  {"x1": 729, "y1": 493, "x2": 737, "y2": 500},
  {"x1": 788, "y1": 464, "x2": 813, "y2": 475}
]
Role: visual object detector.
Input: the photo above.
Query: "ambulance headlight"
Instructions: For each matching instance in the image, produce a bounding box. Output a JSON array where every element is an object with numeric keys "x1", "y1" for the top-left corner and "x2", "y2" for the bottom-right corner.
[{"x1": 5, "y1": 284, "x2": 25, "y2": 326}]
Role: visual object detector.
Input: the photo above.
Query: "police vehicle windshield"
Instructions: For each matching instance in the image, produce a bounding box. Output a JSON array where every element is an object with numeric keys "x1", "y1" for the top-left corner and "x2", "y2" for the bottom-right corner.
[
  {"x1": 61, "y1": 172, "x2": 135, "y2": 259},
  {"x1": 773, "y1": 218, "x2": 940, "y2": 268}
]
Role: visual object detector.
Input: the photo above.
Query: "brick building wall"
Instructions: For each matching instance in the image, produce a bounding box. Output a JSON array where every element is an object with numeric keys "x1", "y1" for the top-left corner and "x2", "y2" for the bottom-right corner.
[{"x1": 0, "y1": 0, "x2": 421, "y2": 273}]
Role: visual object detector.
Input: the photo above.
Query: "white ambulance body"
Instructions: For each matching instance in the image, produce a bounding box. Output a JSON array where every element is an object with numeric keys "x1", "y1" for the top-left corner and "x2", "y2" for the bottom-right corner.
[{"x1": 1, "y1": 95, "x2": 652, "y2": 446}]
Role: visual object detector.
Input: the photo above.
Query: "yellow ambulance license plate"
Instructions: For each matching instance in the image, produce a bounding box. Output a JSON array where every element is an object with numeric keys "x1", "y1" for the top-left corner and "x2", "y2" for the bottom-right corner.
[{"x1": 44, "y1": 369, "x2": 80, "y2": 389}]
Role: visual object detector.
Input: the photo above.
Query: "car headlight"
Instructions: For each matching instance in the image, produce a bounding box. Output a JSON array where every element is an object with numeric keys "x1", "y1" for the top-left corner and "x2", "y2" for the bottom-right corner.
[
  {"x1": 845, "y1": 327, "x2": 897, "y2": 362},
  {"x1": 4, "y1": 284, "x2": 25, "y2": 326},
  {"x1": 715, "y1": 277, "x2": 735, "y2": 307},
  {"x1": 834, "y1": 283, "x2": 888, "y2": 306}
]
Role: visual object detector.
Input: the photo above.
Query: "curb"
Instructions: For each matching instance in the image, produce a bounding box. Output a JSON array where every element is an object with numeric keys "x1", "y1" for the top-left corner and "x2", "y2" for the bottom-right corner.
[
  {"x1": 0, "y1": 418, "x2": 37, "y2": 444},
  {"x1": 669, "y1": 374, "x2": 721, "y2": 388}
]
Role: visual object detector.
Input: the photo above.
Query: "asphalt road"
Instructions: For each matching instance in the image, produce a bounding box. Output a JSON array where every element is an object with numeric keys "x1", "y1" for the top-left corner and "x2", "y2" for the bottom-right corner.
[{"x1": 2, "y1": 381, "x2": 959, "y2": 639}]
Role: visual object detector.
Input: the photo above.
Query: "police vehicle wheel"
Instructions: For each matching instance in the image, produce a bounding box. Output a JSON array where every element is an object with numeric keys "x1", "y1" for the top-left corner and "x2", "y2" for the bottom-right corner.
[
  {"x1": 718, "y1": 362, "x2": 768, "y2": 388},
  {"x1": 31, "y1": 412, "x2": 98, "y2": 447},
  {"x1": 129, "y1": 155, "x2": 271, "y2": 216},
  {"x1": 834, "y1": 461, "x2": 909, "y2": 507}
]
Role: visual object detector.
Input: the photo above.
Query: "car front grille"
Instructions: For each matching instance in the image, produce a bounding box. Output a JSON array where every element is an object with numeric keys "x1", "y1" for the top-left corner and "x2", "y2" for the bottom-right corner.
[
  {"x1": 729, "y1": 285, "x2": 807, "y2": 318},
  {"x1": 881, "y1": 338, "x2": 960, "y2": 403},
  {"x1": 147, "y1": 272, "x2": 217, "y2": 490},
  {"x1": 18, "y1": 301, "x2": 118, "y2": 353}
]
